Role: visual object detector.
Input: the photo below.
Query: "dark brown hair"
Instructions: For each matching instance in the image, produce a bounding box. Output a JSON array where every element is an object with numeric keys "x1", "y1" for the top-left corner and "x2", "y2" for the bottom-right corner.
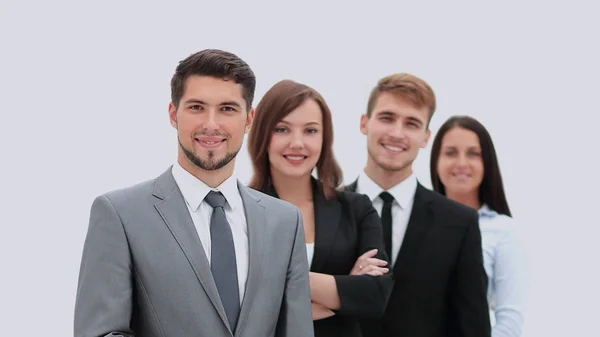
[
  {"x1": 430, "y1": 115, "x2": 512, "y2": 216},
  {"x1": 247, "y1": 80, "x2": 342, "y2": 199},
  {"x1": 170, "y1": 49, "x2": 256, "y2": 110},
  {"x1": 367, "y1": 73, "x2": 436, "y2": 125}
]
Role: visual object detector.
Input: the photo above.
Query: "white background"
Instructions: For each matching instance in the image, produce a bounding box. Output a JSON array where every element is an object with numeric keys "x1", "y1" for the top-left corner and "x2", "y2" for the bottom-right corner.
[{"x1": 1, "y1": 1, "x2": 598, "y2": 336}]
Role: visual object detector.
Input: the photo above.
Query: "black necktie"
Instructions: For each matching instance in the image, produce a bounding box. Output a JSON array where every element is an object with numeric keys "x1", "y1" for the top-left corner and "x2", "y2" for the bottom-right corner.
[
  {"x1": 379, "y1": 192, "x2": 395, "y2": 260},
  {"x1": 204, "y1": 191, "x2": 240, "y2": 331}
]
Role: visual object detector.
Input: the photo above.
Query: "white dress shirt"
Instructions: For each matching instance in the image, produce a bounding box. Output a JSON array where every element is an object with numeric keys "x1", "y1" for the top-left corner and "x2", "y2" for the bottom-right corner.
[
  {"x1": 171, "y1": 162, "x2": 249, "y2": 303},
  {"x1": 355, "y1": 171, "x2": 417, "y2": 266},
  {"x1": 305, "y1": 243, "x2": 315, "y2": 269},
  {"x1": 479, "y1": 204, "x2": 525, "y2": 337}
]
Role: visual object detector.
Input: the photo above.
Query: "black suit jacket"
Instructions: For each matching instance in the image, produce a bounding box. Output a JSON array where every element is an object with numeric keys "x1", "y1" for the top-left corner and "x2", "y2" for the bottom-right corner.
[
  {"x1": 265, "y1": 179, "x2": 394, "y2": 337},
  {"x1": 345, "y1": 180, "x2": 491, "y2": 337}
]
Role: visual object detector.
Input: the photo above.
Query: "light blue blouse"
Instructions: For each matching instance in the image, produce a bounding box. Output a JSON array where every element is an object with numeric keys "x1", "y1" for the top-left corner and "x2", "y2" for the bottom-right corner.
[{"x1": 479, "y1": 205, "x2": 526, "y2": 337}]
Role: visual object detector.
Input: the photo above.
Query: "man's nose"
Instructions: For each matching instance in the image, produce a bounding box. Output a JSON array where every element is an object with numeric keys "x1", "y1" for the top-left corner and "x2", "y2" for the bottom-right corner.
[
  {"x1": 202, "y1": 110, "x2": 220, "y2": 130},
  {"x1": 389, "y1": 123, "x2": 406, "y2": 139}
]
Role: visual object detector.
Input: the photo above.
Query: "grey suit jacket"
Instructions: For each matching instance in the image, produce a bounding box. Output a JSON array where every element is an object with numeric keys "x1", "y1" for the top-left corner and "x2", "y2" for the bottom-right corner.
[{"x1": 74, "y1": 168, "x2": 314, "y2": 337}]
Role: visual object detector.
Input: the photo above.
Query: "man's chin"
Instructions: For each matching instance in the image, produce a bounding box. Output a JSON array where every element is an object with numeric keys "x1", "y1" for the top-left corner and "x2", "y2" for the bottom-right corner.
[
  {"x1": 199, "y1": 159, "x2": 232, "y2": 171},
  {"x1": 375, "y1": 157, "x2": 410, "y2": 172},
  {"x1": 183, "y1": 152, "x2": 232, "y2": 171}
]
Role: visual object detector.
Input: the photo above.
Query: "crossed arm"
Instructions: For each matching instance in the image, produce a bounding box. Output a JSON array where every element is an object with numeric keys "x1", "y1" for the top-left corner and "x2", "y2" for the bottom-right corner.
[
  {"x1": 309, "y1": 249, "x2": 389, "y2": 319},
  {"x1": 309, "y1": 196, "x2": 394, "y2": 320}
]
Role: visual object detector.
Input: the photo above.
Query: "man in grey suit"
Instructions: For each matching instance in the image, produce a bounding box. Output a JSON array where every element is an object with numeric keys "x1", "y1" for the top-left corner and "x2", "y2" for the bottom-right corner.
[{"x1": 74, "y1": 49, "x2": 314, "y2": 337}]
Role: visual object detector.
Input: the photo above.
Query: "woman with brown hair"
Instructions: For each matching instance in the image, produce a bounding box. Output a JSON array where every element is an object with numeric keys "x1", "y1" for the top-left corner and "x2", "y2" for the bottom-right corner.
[{"x1": 247, "y1": 79, "x2": 394, "y2": 337}]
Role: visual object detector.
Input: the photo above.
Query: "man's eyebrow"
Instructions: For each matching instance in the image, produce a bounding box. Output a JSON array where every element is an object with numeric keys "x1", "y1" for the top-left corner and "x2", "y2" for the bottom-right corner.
[
  {"x1": 219, "y1": 101, "x2": 242, "y2": 108},
  {"x1": 182, "y1": 100, "x2": 242, "y2": 109},
  {"x1": 406, "y1": 116, "x2": 424, "y2": 125},
  {"x1": 183, "y1": 99, "x2": 205, "y2": 105},
  {"x1": 376, "y1": 111, "x2": 397, "y2": 117}
]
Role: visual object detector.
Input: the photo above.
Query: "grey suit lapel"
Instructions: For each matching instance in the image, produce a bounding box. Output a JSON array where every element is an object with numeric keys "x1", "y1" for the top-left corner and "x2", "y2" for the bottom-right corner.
[
  {"x1": 152, "y1": 168, "x2": 231, "y2": 332},
  {"x1": 234, "y1": 182, "x2": 266, "y2": 336}
]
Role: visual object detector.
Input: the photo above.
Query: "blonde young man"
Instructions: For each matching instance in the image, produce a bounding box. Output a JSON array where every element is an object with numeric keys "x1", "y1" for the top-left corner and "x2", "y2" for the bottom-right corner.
[{"x1": 346, "y1": 73, "x2": 491, "y2": 337}]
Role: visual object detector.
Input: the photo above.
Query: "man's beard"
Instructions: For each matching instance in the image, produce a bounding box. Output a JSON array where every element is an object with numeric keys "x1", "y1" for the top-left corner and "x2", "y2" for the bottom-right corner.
[{"x1": 179, "y1": 138, "x2": 240, "y2": 171}]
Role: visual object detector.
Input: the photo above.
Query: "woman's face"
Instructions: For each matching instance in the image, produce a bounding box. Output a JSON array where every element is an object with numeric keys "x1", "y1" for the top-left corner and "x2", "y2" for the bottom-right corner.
[
  {"x1": 268, "y1": 99, "x2": 324, "y2": 180},
  {"x1": 437, "y1": 127, "x2": 484, "y2": 196}
]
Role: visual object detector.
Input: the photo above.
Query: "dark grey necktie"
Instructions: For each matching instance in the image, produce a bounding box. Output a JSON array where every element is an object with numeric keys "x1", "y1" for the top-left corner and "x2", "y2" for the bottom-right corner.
[
  {"x1": 204, "y1": 190, "x2": 240, "y2": 331},
  {"x1": 379, "y1": 191, "x2": 395, "y2": 261}
]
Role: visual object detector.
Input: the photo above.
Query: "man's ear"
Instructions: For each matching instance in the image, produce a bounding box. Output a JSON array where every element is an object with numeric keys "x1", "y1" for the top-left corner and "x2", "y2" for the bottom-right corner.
[
  {"x1": 245, "y1": 108, "x2": 255, "y2": 133},
  {"x1": 168, "y1": 102, "x2": 177, "y2": 128},
  {"x1": 360, "y1": 114, "x2": 369, "y2": 135}
]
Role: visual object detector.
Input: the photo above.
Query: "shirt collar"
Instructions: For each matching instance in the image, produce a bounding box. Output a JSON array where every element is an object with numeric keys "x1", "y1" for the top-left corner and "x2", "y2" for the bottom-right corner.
[
  {"x1": 356, "y1": 170, "x2": 418, "y2": 210},
  {"x1": 171, "y1": 161, "x2": 241, "y2": 212},
  {"x1": 478, "y1": 204, "x2": 498, "y2": 218}
]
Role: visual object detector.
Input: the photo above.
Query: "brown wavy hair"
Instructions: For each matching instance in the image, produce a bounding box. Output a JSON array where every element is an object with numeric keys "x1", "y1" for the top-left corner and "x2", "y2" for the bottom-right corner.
[{"x1": 247, "y1": 80, "x2": 342, "y2": 199}]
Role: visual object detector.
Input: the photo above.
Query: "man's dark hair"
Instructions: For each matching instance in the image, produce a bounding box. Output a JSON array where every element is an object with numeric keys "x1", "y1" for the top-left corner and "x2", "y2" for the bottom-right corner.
[{"x1": 170, "y1": 49, "x2": 256, "y2": 110}]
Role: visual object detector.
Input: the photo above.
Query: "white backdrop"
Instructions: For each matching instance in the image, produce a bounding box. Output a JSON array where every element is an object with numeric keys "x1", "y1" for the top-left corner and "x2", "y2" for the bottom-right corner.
[{"x1": 1, "y1": 1, "x2": 598, "y2": 336}]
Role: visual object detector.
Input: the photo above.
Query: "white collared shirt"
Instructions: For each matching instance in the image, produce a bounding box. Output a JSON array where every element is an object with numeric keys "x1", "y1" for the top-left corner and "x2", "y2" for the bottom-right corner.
[
  {"x1": 306, "y1": 243, "x2": 315, "y2": 269},
  {"x1": 171, "y1": 162, "x2": 249, "y2": 303},
  {"x1": 479, "y1": 204, "x2": 525, "y2": 337},
  {"x1": 355, "y1": 171, "x2": 418, "y2": 266}
]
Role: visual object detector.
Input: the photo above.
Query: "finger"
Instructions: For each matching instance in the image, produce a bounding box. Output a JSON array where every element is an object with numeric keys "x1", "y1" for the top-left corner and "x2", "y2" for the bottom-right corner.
[
  {"x1": 351, "y1": 266, "x2": 368, "y2": 275},
  {"x1": 365, "y1": 258, "x2": 388, "y2": 267},
  {"x1": 351, "y1": 251, "x2": 384, "y2": 275},
  {"x1": 350, "y1": 265, "x2": 364, "y2": 275},
  {"x1": 366, "y1": 270, "x2": 384, "y2": 276},
  {"x1": 362, "y1": 265, "x2": 389, "y2": 275},
  {"x1": 357, "y1": 249, "x2": 378, "y2": 260},
  {"x1": 359, "y1": 264, "x2": 379, "y2": 274}
]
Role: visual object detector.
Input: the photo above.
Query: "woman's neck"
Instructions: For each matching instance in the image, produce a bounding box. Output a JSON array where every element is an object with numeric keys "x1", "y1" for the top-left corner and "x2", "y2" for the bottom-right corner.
[
  {"x1": 271, "y1": 171, "x2": 313, "y2": 206},
  {"x1": 446, "y1": 190, "x2": 481, "y2": 211}
]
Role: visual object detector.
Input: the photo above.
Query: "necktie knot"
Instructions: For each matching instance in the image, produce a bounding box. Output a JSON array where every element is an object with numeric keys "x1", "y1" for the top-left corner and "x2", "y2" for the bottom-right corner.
[
  {"x1": 379, "y1": 191, "x2": 395, "y2": 205},
  {"x1": 205, "y1": 190, "x2": 227, "y2": 209}
]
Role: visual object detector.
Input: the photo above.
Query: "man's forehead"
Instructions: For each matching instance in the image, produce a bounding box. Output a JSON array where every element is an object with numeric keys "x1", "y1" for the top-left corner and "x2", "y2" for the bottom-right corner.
[
  {"x1": 184, "y1": 76, "x2": 244, "y2": 94},
  {"x1": 182, "y1": 83, "x2": 245, "y2": 105},
  {"x1": 373, "y1": 108, "x2": 426, "y2": 121},
  {"x1": 374, "y1": 92, "x2": 426, "y2": 111}
]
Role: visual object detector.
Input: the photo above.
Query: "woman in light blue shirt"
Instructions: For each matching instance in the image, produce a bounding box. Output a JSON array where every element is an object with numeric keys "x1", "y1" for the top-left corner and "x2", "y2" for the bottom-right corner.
[{"x1": 429, "y1": 115, "x2": 525, "y2": 337}]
